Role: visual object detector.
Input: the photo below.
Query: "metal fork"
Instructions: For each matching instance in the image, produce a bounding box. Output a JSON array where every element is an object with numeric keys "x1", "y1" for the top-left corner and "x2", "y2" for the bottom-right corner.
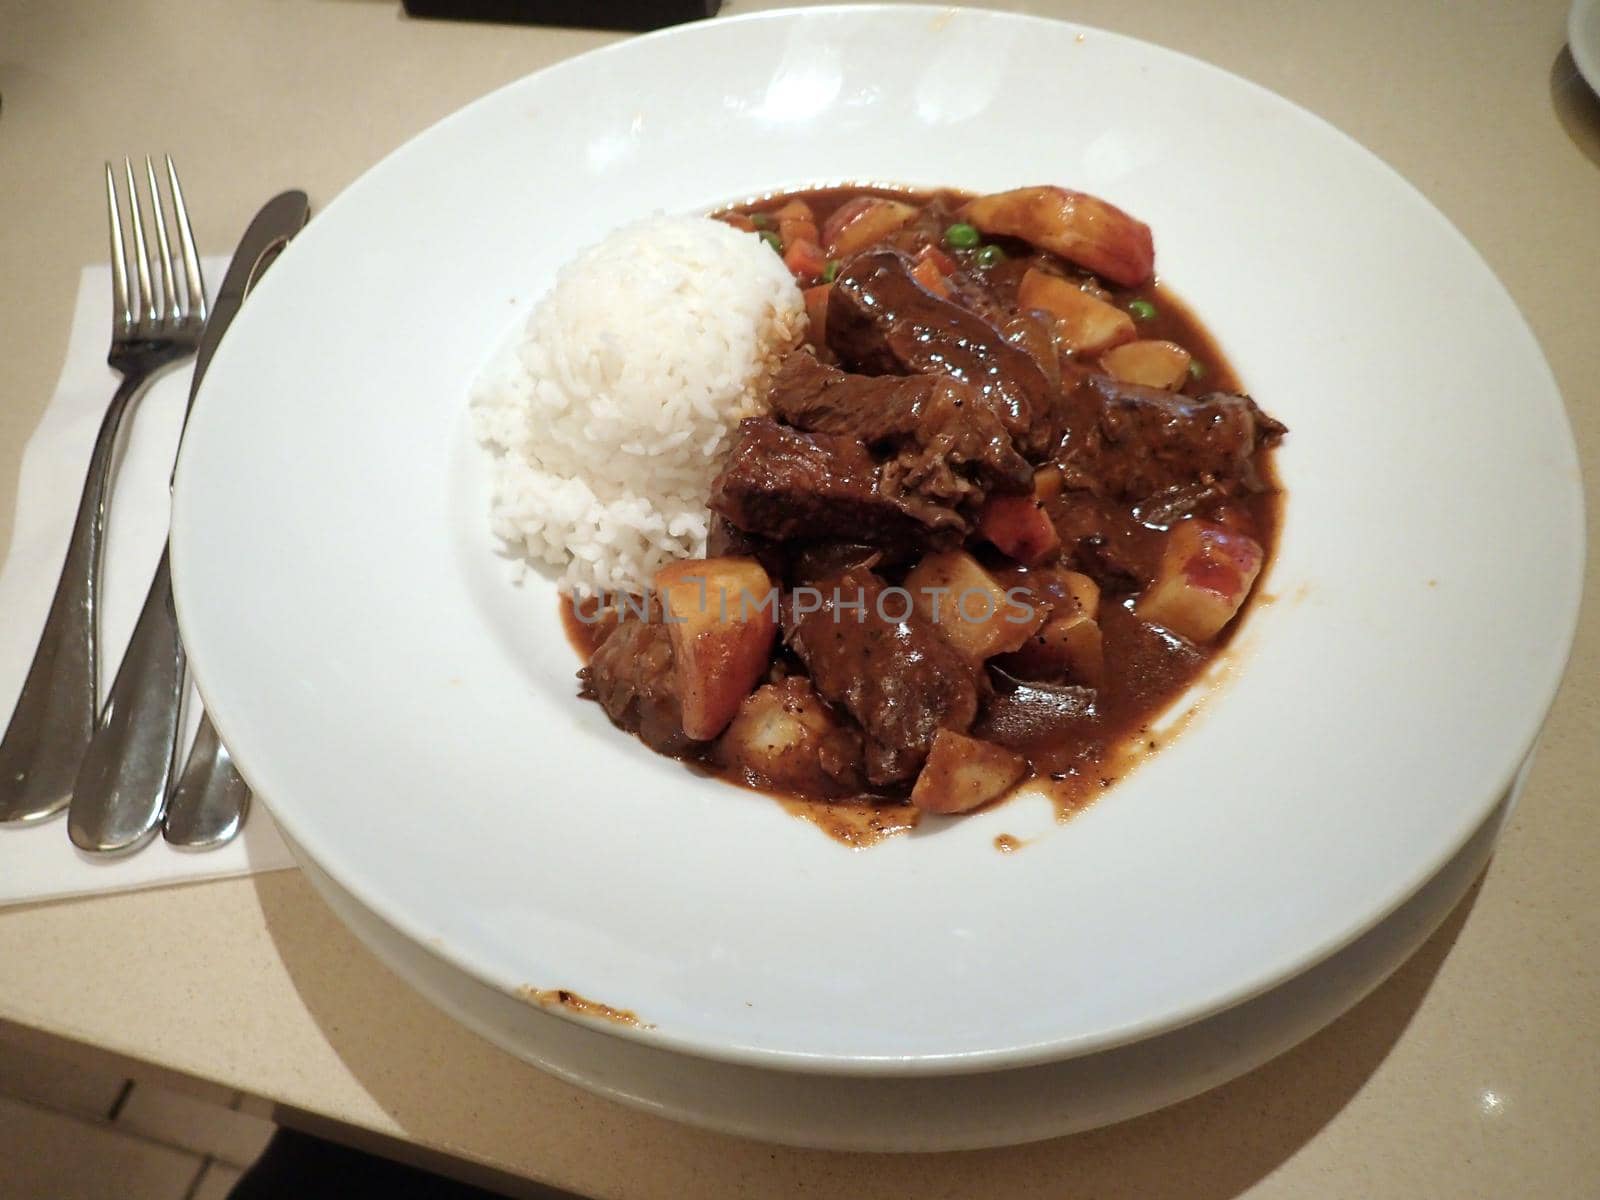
[{"x1": 0, "y1": 157, "x2": 207, "y2": 826}]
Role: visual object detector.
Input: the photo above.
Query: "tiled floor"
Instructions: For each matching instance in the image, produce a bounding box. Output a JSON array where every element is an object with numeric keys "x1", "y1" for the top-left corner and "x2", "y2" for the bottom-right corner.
[{"x1": 0, "y1": 1038, "x2": 271, "y2": 1200}]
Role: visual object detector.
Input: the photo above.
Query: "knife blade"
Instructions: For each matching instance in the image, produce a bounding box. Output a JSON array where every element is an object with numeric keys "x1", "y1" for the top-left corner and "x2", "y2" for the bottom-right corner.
[
  {"x1": 182, "y1": 191, "x2": 311, "y2": 449},
  {"x1": 68, "y1": 191, "x2": 311, "y2": 854}
]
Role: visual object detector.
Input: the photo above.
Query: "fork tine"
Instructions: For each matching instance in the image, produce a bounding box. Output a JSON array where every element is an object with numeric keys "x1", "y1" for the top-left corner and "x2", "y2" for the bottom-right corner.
[
  {"x1": 123, "y1": 158, "x2": 154, "y2": 326},
  {"x1": 144, "y1": 156, "x2": 177, "y2": 324},
  {"x1": 105, "y1": 163, "x2": 131, "y2": 334},
  {"x1": 165, "y1": 156, "x2": 207, "y2": 322}
]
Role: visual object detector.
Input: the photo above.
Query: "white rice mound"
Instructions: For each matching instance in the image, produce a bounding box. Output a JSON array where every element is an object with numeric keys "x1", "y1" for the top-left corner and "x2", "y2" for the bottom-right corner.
[{"x1": 473, "y1": 216, "x2": 805, "y2": 598}]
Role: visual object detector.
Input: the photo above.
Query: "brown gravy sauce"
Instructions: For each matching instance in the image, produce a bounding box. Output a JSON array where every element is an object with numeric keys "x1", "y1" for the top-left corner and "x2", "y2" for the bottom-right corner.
[{"x1": 778, "y1": 797, "x2": 920, "y2": 847}]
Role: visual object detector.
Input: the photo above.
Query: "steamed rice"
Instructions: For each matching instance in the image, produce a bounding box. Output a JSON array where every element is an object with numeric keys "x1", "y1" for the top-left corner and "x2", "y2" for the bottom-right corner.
[{"x1": 473, "y1": 216, "x2": 806, "y2": 598}]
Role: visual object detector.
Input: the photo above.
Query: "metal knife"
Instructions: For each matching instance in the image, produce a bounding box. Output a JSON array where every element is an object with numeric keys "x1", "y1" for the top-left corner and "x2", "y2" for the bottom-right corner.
[{"x1": 68, "y1": 191, "x2": 311, "y2": 854}]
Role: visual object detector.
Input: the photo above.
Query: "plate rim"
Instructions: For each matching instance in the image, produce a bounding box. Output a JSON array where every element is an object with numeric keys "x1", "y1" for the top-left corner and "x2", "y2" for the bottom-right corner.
[{"x1": 1571, "y1": 0, "x2": 1600, "y2": 95}]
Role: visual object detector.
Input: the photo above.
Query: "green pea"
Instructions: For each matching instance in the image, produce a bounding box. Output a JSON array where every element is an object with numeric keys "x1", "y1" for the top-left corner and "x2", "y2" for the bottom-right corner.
[
  {"x1": 973, "y1": 244, "x2": 1006, "y2": 269},
  {"x1": 750, "y1": 213, "x2": 774, "y2": 230},
  {"x1": 1128, "y1": 299, "x2": 1158, "y2": 321},
  {"x1": 759, "y1": 230, "x2": 783, "y2": 253},
  {"x1": 823, "y1": 259, "x2": 841, "y2": 283},
  {"x1": 1187, "y1": 359, "x2": 1206, "y2": 381},
  {"x1": 944, "y1": 222, "x2": 981, "y2": 249}
]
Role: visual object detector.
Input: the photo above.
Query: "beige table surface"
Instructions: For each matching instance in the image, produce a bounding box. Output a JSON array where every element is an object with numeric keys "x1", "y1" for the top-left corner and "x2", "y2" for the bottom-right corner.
[{"x1": 2, "y1": 1, "x2": 1597, "y2": 1196}]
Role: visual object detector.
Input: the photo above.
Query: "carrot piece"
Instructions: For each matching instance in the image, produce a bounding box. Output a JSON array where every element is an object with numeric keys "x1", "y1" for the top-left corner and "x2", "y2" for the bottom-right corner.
[
  {"x1": 915, "y1": 244, "x2": 958, "y2": 276},
  {"x1": 784, "y1": 237, "x2": 827, "y2": 281},
  {"x1": 802, "y1": 284, "x2": 830, "y2": 345},
  {"x1": 978, "y1": 494, "x2": 1061, "y2": 565},
  {"x1": 910, "y1": 255, "x2": 953, "y2": 298}
]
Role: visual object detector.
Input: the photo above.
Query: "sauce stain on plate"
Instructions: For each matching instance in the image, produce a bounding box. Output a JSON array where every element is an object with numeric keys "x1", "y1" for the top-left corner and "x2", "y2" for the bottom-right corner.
[
  {"x1": 782, "y1": 798, "x2": 920, "y2": 847},
  {"x1": 519, "y1": 987, "x2": 654, "y2": 1028}
]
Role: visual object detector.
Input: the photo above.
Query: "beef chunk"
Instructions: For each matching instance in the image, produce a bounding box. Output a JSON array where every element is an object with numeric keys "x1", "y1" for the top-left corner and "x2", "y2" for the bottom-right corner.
[
  {"x1": 713, "y1": 529, "x2": 884, "y2": 589},
  {"x1": 973, "y1": 674, "x2": 1097, "y2": 751},
  {"x1": 579, "y1": 616, "x2": 694, "y2": 756},
  {"x1": 786, "y1": 541, "x2": 883, "y2": 584},
  {"x1": 1052, "y1": 368, "x2": 1287, "y2": 502},
  {"x1": 782, "y1": 567, "x2": 983, "y2": 785},
  {"x1": 708, "y1": 418, "x2": 966, "y2": 548},
  {"x1": 707, "y1": 514, "x2": 764, "y2": 559},
  {"x1": 826, "y1": 250, "x2": 1053, "y2": 455},
  {"x1": 1064, "y1": 528, "x2": 1144, "y2": 594},
  {"x1": 765, "y1": 351, "x2": 1033, "y2": 508},
  {"x1": 706, "y1": 514, "x2": 788, "y2": 580}
]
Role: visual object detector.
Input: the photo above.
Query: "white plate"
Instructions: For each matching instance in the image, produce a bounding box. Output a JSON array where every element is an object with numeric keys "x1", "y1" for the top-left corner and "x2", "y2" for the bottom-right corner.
[
  {"x1": 286, "y1": 760, "x2": 1529, "y2": 1149},
  {"x1": 170, "y1": 6, "x2": 1584, "y2": 1073},
  {"x1": 1572, "y1": 0, "x2": 1600, "y2": 95}
]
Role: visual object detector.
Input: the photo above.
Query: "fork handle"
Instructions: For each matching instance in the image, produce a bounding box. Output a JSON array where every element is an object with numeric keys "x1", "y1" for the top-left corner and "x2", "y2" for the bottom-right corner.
[
  {"x1": 68, "y1": 546, "x2": 185, "y2": 853},
  {"x1": 0, "y1": 372, "x2": 147, "y2": 823},
  {"x1": 163, "y1": 712, "x2": 251, "y2": 848}
]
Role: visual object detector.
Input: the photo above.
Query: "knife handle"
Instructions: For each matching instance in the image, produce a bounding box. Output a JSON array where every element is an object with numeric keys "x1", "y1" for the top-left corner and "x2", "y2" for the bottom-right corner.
[
  {"x1": 0, "y1": 373, "x2": 152, "y2": 824},
  {"x1": 68, "y1": 546, "x2": 184, "y2": 854},
  {"x1": 163, "y1": 712, "x2": 251, "y2": 848}
]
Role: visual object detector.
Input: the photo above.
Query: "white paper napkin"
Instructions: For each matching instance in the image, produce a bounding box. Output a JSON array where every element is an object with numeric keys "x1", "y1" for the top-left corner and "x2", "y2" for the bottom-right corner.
[{"x1": 0, "y1": 261, "x2": 297, "y2": 907}]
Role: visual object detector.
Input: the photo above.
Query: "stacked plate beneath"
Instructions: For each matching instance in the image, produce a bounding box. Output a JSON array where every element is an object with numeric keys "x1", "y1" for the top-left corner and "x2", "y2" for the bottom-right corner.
[
  {"x1": 285, "y1": 757, "x2": 1526, "y2": 1150},
  {"x1": 169, "y1": 7, "x2": 1582, "y2": 1153}
]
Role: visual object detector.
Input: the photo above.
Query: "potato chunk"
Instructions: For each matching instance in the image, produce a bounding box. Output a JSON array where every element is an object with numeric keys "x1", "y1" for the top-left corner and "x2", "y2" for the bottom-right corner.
[
  {"x1": 822, "y1": 197, "x2": 919, "y2": 260},
  {"x1": 1137, "y1": 521, "x2": 1264, "y2": 644},
  {"x1": 1054, "y1": 567, "x2": 1101, "y2": 618},
  {"x1": 1001, "y1": 569, "x2": 1104, "y2": 685},
  {"x1": 714, "y1": 677, "x2": 863, "y2": 796},
  {"x1": 1014, "y1": 613, "x2": 1104, "y2": 687},
  {"x1": 905, "y1": 550, "x2": 1044, "y2": 662},
  {"x1": 960, "y1": 187, "x2": 1155, "y2": 287},
  {"x1": 1017, "y1": 268, "x2": 1136, "y2": 356},
  {"x1": 773, "y1": 198, "x2": 819, "y2": 249},
  {"x1": 1099, "y1": 339, "x2": 1192, "y2": 390},
  {"x1": 911, "y1": 730, "x2": 1029, "y2": 814},
  {"x1": 1032, "y1": 465, "x2": 1064, "y2": 501},
  {"x1": 654, "y1": 557, "x2": 778, "y2": 740}
]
